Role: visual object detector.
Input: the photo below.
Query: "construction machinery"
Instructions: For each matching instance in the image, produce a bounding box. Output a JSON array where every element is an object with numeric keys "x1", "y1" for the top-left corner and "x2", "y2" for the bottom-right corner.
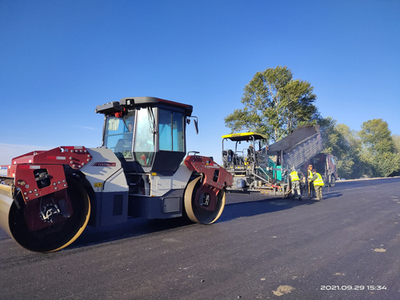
[
  {"x1": 222, "y1": 132, "x2": 271, "y2": 190},
  {"x1": 0, "y1": 97, "x2": 233, "y2": 252},
  {"x1": 222, "y1": 126, "x2": 324, "y2": 195},
  {"x1": 300, "y1": 153, "x2": 338, "y2": 187},
  {"x1": 267, "y1": 125, "x2": 324, "y2": 195}
]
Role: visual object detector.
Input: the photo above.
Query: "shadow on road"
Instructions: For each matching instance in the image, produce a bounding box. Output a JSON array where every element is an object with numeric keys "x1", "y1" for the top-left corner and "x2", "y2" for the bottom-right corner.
[
  {"x1": 71, "y1": 217, "x2": 192, "y2": 250},
  {"x1": 323, "y1": 191, "x2": 343, "y2": 200},
  {"x1": 70, "y1": 194, "x2": 328, "y2": 251},
  {"x1": 220, "y1": 195, "x2": 326, "y2": 222}
]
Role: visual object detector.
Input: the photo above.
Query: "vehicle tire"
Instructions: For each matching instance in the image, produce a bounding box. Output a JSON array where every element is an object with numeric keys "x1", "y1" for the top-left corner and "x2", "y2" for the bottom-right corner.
[
  {"x1": 9, "y1": 177, "x2": 91, "y2": 252},
  {"x1": 184, "y1": 177, "x2": 226, "y2": 224}
]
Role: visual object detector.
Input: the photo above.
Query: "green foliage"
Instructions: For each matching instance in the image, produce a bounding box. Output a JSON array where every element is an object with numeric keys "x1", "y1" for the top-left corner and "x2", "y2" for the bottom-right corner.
[
  {"x1": 359, "y1": 119, "x2": 400, "y2": 177},
  {"x1": 318, "y1": 117, "x2": 364, "y2": 179},
  {"x1": 308, "y1": 117, "x2": 400, "y2": 179},
  {"x1": 224, "y1": 66, "x2": 320, "y2": 143},
  {"x1": 321, "y1": 118, "x2": 400, "y2": 178},
  {"x1": 393, "y1": 135, "x2": 400, "y2": 154},
  {"x1": 373, "y1": 152, "x2": 400, "y2": 177},
  {"x1": 359, "y1": 119, "x2": 395, "y2": 154},
  {"x1": 224, "y1": 66, "x2": 400, "y2": 178},
  {"x1": 318, "y1": 117, "x2": 349, "y2": 157}
]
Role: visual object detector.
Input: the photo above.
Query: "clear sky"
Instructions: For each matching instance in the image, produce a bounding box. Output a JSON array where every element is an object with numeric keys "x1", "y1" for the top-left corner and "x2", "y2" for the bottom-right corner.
[{"x1": 1, "y1": 0, "x2": 399, "y2": 165}]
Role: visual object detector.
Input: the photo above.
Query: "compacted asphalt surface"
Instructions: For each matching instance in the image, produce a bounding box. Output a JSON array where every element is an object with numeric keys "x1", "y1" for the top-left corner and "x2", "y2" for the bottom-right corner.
[{"x1": 1, "y1": 177, "x2": 400, "y2": 299}]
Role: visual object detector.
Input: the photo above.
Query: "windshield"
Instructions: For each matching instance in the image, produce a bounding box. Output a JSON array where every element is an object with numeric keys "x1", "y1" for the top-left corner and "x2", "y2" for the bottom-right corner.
[{"x1": 104, "y1": 113, "x2": 134, "y2": 159}]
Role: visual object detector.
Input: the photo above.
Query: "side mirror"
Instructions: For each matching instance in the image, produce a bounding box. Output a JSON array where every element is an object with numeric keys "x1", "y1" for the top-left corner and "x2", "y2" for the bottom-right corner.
[
  {"x1": 187, "y1": 116, "x2": 199, "y2": 134},
  {"x1": 194, "y1": 118, "x2": 199, "y2": 134}
]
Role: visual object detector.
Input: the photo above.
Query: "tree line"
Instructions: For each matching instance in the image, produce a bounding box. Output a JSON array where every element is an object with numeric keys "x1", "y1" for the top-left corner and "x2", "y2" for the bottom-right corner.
[{"x1": 224, "y1": 66, "x2": 400, "y2": 179}]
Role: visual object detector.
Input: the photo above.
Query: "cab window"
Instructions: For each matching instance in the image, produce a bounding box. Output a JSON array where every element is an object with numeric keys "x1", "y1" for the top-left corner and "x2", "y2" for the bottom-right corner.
[
  {"x1": 134, "y1": 108, "x2": 155, "y2": 166},
  {"x1": 159, "y1": 109, "x2": 184, "y2": 152}
]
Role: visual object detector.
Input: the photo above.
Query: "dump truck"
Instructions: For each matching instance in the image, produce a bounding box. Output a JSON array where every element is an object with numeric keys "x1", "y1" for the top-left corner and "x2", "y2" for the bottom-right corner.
[
  {"x1": 0, "y1": 97, "x2": 233, "y2": 252},
  {"x1": 267, "y1": 125, "x2": 324, "y2": 195},
  {"x1": 221, "y1": 126, "x2": 324, "y2": 195},
  {"x1": 300, "y1": 153, "x2": 338, "y2": 187}
]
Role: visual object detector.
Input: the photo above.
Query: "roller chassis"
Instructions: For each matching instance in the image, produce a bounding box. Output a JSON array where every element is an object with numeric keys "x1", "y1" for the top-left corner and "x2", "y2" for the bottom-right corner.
[{"x1": 0, "y1": 147, "x2": 231, "y2": 253}]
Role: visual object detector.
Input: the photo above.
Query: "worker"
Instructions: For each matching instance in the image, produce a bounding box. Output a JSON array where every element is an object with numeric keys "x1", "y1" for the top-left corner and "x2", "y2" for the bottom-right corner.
[
  {"x1": 310, "y1": 169, "x2": 324, "y2": 200},
  {"x1": 307, "y1": 164, "x2": 315, "y2": 199},
  {"x1": 290, "y1": 166, "x2": 302, "y2": 201},
  {"x1": 298, "y1": 171, "x2": 306, "y2": 195},
  {"x1": 247, "y1": 144, "x2": 255, "y2": 165}
]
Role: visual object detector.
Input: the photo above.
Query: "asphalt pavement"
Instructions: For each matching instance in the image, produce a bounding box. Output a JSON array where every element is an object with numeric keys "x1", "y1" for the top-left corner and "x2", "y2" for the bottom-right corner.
[{"x1": 1, "y1": 177, "x2": 400, "y2": 299}]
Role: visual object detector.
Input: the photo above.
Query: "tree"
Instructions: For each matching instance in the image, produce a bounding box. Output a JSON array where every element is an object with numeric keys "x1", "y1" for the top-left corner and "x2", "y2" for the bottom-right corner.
[
  {"x1": 318, "y1": 117, "x2": 364, "y2": 179},
  {"x1": 392, "y1": 134, "x2": 400, "y2": 153},
  {"x1": 359, "y1": 119, "x2": 400, "y2": 177},
  {"x1": 359, "y1": 119, "x2": 394, "y2": 154},
  {"x1": 224, "y1": 66, "x2": 320, "y2": 143}
]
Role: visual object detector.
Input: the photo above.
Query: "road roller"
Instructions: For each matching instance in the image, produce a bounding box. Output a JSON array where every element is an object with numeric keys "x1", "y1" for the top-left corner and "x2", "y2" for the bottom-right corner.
[{"x1": 0, "y1": 97, "x2": 233, "y2": 252}]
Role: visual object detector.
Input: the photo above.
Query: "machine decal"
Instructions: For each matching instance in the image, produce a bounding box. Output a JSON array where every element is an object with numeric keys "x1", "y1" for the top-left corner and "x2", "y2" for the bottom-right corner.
[{"x1": 93, "y1": 162, "x2": 117, "y2": 167}]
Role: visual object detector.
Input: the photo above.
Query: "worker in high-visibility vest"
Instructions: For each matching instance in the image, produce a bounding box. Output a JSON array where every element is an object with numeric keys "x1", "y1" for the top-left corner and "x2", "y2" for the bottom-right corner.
[
  {"x1": 290, "y1": 167, "x2": 302, "y2": 201},
  {"x1": 307, "y1": 164, "x2": 315, "y2": 199},
  {"x1": 310, "y1": 169, "x2": 324, "y2": 200}
]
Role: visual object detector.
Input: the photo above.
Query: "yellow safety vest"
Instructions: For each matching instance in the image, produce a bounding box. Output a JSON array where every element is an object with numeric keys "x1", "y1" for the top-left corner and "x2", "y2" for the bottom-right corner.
[
  {"x1": 313, "y1": 173, "x2": 324, "y2": 186},
  {"x1": 290, "y1": 171, "x2": 300, "y2": 182},
  {"x1": 308, "y1": 169, "x2": 313, "y2": 180}
]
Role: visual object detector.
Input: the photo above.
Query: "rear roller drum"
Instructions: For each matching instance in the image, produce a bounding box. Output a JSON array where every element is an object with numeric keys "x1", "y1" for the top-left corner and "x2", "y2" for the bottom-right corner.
[
  {"x1": 184, "y1": 177, "x2": 226, "y2": 224},
  {"x1": 8, "y1": 177, "x2": 91, "y2": 252}
]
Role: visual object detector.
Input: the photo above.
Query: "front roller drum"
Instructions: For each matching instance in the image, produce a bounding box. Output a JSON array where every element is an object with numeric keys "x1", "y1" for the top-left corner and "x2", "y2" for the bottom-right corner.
[
  {"x1": 6, "y1": 177, "x2": 91, "y2": 252},
  {"x1": 184, "y1": 177, "x2": 226, "y2": 224}
]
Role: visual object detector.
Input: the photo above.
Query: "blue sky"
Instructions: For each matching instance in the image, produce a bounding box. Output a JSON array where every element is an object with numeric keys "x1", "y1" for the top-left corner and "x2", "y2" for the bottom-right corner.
[{"x1": 1, "y1": 0, "x2": 399, "y2": 165}]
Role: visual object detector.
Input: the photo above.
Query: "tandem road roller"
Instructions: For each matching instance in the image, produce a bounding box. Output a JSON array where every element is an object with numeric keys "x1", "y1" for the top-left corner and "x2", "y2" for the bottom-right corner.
[{"x1": 0, "y1": 97, "x2": 233, "y2": 252}]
